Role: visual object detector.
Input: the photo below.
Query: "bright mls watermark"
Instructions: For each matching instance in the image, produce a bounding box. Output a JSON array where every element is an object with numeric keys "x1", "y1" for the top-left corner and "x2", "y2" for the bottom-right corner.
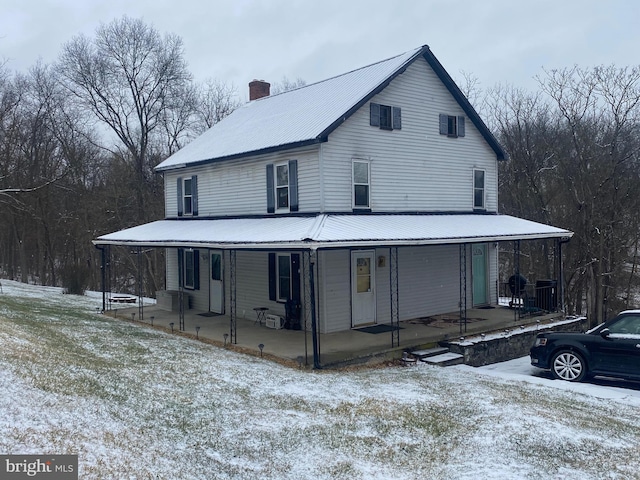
[{"x1": 1, "y1": 455, "x2": 78, "y2": 479}]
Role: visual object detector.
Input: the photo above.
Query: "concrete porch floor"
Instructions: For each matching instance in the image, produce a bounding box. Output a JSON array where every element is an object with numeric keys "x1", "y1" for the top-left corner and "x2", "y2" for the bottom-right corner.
[{"x1": 103, "y1": 301, "x2": 564, "y2": 368}]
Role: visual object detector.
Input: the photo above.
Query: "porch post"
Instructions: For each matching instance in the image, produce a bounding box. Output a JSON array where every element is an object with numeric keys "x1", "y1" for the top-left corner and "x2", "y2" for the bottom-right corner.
[
  {"x1": 389, "y1": 247, "x2": 400, "y2": 347},
  {"x1": 97, "y1": 245, "x2": 106, "y2": 312},
  {"x1": 137, "y1": 246, "x2": 144, "y2": 321},
  {"x1": 309, "y1": 251, "x2": 320, "y2": 369},
  {"x1": 229, "y1": 249, "x2": 237, "y2": 344},
  {"x1": 514, "y1": 240, "x2": 521, "y2": 322},
  {"x1": 302, "y1": 250, "x2": 311, "y2": 366},
  {"x1": 558, "y1": 238, "x2": 566, "y2": 312},
  {"x1": 177, "y1": 248, "x2": 185, "y2": 331},
  {"x1": 459, "y1": 243, "x2": 467, "y2": 334}
]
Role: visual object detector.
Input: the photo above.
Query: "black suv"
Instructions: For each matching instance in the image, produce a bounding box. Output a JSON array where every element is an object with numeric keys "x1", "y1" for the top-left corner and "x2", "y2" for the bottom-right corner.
[{"x1": 530, "y1": 311, "x2": 640, "y2": 382}]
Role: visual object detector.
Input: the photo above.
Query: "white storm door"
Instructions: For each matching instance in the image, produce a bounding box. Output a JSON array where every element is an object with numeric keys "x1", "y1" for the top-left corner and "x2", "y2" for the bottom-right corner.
[
  {"x1": 210, "y1": 251, "x2": 223, "y2": 313},
  {"x1": 351, "y1": 251, "x2": 376, "y2": 327}
]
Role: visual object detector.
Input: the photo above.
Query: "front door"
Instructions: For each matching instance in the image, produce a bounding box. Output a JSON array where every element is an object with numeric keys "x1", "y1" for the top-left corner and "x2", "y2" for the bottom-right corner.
[
  {"x1": 351, "y1": 251, "x2": 376, "y2": 327},
  {"x1": 472, "y1": 243, "x2": 488, "y2": 306},
  {"x1": 209, "y1": 251, "x2": 223, "y2": 314}
]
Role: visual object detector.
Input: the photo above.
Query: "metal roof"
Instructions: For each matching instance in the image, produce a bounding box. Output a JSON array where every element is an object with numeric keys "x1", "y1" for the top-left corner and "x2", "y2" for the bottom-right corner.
[
  {"x1": 94, "y1": 214, "x2": 572, "y2": 250},
  {"x1": 155, "y1": 45, "x2": 505, "y2": 172}
]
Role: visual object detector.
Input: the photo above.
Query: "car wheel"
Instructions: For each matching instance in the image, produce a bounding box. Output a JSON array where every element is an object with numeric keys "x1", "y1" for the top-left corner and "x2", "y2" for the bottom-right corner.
[{"x1": 551, "y1": 350, "x2": 586, "y2": 382}]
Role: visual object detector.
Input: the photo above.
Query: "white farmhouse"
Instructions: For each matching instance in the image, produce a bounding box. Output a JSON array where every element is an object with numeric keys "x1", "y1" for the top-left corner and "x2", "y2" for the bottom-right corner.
[{"x1": 95, "y1": 45, "x2": 572, "y2": 367}]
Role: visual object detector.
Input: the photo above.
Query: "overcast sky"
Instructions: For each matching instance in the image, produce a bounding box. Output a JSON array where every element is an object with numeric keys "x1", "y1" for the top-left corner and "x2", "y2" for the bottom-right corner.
[{"x1": 1, "y1": 0, "x2": 637, "y2": 101}]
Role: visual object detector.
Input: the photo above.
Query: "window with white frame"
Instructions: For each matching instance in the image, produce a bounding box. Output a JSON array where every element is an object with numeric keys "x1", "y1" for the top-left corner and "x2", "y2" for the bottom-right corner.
[
  {"x1": 473, "y1": 169, "x2": 485, "y2": 210},
  {"x1": 275, "y1": 163, "x2": 289, "y2": 210},
  {"x1": 266, "y1": 160, "x2": 298, "y2": 214},
  {"x1": 277, "y1": 253, "x2": 291, "y2": 301},
  {"x1": 183, "y1": 178, "x2": 193, "y2": 215},
  {"x1": 353, "y1": 160, "x2": 370, "y2": 209},
  {"x1": 177, "y1": 175, "x2": 198, "y2": 217}
]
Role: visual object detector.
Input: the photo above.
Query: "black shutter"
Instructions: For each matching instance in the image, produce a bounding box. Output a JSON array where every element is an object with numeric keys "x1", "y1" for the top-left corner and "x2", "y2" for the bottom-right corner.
[
  {"x1": 177, "y1": 248, "x2": 184, "y2": 287},
  {"x1": 291, "y1": 253, "x2": 301, "y2": 304},
  {"x1": 392, "y1": 106, "x2": 401, "y2": 130},
  {"x1": 289, "y1": 159, "x2": 298, "y2": 212},
  {"x1": 191, "y1": 175, "x2": 198, "y2": 216},
  {"x1": 457, "y1": 116, "x2": 465, "y2": 137},
  {"x1": 266, "y1": 164, "x2": 275, "y2": 213},
  {"x1": 439, "y1": 114, "x2": 448, "y2": 135},
  {"x1": 370, "y1": 103, "x2": 380, "y2": 127},
  {"x1": 268, "y1": 253, "x2": 276, "y2": 301},
  {"x1": 177, "y1": 177, "x2": 183, "y2": 216},
  {"x1": 193, "y1": 250, "x2": 200, "y2": 290}
]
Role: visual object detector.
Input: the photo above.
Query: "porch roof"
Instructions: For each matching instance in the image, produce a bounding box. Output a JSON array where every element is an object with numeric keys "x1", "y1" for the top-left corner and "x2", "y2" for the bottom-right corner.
[{"x1": 93, "y1": 214, "x2": 573, "y2": 250}]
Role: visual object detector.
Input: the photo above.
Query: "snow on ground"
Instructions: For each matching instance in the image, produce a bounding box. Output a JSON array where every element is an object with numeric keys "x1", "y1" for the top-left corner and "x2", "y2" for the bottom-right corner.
[{"x1": 0, "y1": 279, "x2": 639, "y2": 480}]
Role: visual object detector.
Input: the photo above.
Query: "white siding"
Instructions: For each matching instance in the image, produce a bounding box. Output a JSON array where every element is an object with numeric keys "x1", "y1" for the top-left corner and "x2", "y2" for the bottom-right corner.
[
  {"x1": 318, "y1": 249, "x2": 351, "y2": 333},
  {"x1": 397, "y1": 245, "x2": 462, "y2": 320},
  {"x1": 166, "y1": 248, "x2": 178, "y2": 290},
  {"x1": 321, "y1": 57, "x2": 499, "y2": 213},
  {"x1": 163, "y1": 146, "x2": 321, "y2": 218}
]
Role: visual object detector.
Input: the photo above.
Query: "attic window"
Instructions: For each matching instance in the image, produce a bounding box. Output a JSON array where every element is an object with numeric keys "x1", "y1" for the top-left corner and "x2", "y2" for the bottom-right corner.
[
  {"x1": 370, "y1": 103, "x2": 401, "y2": 130},
  {"x1": 439, "y1": 114, "x2": 465, "y2": 138}
]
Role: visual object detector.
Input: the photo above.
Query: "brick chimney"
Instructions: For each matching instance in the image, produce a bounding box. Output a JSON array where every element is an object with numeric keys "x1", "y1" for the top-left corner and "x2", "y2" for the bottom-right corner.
[{"x1": 249, "y1": 79, "x2": 270, "y2": 100}]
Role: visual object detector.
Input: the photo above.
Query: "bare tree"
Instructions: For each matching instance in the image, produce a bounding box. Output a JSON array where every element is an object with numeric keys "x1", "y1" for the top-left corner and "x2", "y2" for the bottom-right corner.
[
  {"x1": 57, "y1": 16, "x2": 192, "y2": 222},
  {"x1": 270, "y1": 76, "x2": 307, "y2": 95},
  {"x1": 492, "y1": 66, "x2": 640, "y2": 326}
]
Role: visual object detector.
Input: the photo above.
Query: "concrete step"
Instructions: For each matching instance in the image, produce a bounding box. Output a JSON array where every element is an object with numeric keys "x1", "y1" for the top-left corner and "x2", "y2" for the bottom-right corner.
[
  {"x1": 421, "y1": 352, "x2": 465, "y2": 367},
  {"x1": 410, "y1": 347, "x2": 450, "y2": 360}
]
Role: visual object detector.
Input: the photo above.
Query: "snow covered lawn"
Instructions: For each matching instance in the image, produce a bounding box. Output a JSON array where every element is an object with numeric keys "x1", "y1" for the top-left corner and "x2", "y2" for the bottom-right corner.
[{"x1": 1, "y1": 280, "x2": 639, "y2": 479}]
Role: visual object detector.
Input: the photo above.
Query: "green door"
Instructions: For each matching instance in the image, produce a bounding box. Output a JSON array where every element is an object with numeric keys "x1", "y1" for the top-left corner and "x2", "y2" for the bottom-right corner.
[{"x1": 472, "y1": 244, "x2": 488, "y2": 306}]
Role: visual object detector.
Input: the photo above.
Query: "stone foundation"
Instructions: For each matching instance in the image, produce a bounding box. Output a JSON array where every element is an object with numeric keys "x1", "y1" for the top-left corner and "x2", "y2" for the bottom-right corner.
[{"x1": 443, "y1": 317, "x2": 586, "y2": 367}]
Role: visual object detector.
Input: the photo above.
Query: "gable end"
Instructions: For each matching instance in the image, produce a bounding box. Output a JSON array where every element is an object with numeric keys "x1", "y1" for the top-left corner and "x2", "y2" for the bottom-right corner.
[{"x1": 421, "y1": 48, "x2": 507, "y2": 161}]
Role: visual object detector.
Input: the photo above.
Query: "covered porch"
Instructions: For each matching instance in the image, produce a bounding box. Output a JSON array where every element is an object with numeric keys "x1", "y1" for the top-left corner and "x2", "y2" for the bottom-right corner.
[
  {"x1": 105, "y1": 299, "x2": 565, "y2": 367},
  {"x1": 94, "y1": 213, "x2": 573, "y2": 368}
]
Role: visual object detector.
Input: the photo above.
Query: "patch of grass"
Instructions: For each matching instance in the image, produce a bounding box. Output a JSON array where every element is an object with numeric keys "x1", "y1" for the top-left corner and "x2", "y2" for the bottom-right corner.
[{"x1": 2, "y1": 286, "x2": 640, "y2": 479}]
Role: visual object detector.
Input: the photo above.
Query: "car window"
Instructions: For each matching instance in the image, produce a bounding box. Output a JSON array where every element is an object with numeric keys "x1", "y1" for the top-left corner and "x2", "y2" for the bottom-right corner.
[{"x1": 609, "y1": 314, "x2": 640, "y2": 338}]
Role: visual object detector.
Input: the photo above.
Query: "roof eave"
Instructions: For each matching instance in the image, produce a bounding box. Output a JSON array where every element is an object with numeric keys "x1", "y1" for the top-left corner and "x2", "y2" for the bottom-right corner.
[{"x1": 155, "y1": 138, "x2": 327, "y2": 172}]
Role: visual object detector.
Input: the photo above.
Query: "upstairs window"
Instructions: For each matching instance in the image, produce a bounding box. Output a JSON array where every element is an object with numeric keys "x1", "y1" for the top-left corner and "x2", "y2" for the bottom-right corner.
[
  {"x1": 266, "y1": 160, "x2": 298, "y2": 214},
  {"x1": 276, "y1": 163, "x2": 289, "y2": 210},
  {"x1": 183, "y1": 178, "x2": 193, "y2": 215},
  {"x1": 473, "y1": 169, "x2": 485, "y2": 210},
  {"x1": 353, "y1": 160, "x2": 370, "y2": 209},
  {"x1": 439, "y1": 114, "x2": 465, "y2": 138},
  {"x1": 370, "y1": 103, "x2": 401, "y2": 130},
  {"x1": 177, "y1": 175, "x2": 198, "y2": 217}
]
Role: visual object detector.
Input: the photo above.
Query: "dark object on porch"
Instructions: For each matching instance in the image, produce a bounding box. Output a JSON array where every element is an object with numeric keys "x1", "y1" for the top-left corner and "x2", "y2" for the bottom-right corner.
[
  {"x1": 356, "y1": 324, "x2": 403, "y2": 334},
  {"x1": 508, "y1": 274, "x2": 527, "y2": 296},
  {"x1": 285, "y1": 300, "x2": 301, "y2": 330},
  {"x1": 198, "y1": 312, "x2": 221, "y2": 317},
  {"x1": 535, "y1": 279, "x2": 557, "y2": 312}
]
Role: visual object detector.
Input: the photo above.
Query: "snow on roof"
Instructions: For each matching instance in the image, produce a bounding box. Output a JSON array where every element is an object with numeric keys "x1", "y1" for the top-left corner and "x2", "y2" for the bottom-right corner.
[
  {"x1": 94, "y1": 214, "x2": 573, "y2": 249},
  {"x1": 155, "y1": 47, "x2": 425, "y2": 171}
]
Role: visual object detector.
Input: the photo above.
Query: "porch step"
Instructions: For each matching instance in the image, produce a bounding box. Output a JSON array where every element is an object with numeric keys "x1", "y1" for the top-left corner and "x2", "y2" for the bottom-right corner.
[
  {"x1": 410, "y1": 347, "x2": 450, "y2": 360},
  {"x1": 420, "y1": 352, "x2": 465, "y2": 367}
]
